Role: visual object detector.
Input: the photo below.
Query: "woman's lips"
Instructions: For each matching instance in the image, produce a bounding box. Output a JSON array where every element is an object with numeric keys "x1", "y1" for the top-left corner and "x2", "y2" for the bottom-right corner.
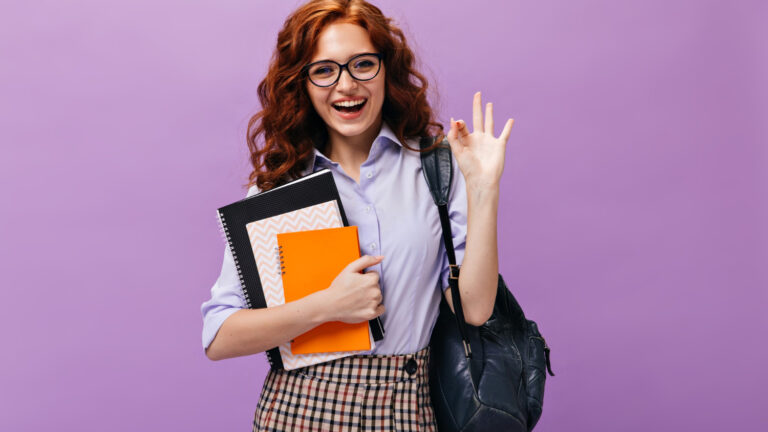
[{"x1": 331, "y1": 99, "x2": 367, "y2": 120}]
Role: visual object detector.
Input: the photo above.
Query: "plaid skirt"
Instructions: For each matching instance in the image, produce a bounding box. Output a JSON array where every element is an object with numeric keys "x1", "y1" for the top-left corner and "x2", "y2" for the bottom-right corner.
[{"x1": 253, "y1": 346, "x2": 436, "y2": 431}]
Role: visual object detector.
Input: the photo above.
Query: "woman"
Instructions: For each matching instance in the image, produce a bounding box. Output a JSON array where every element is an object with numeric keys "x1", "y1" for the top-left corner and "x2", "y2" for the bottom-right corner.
[{"x1": 201, "y1": 0, "x2": 514, "y2": 430}]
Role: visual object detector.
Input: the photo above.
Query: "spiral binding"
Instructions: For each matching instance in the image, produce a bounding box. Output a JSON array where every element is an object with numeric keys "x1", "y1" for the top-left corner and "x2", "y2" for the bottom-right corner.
[
  {"x1": 275, "y1": 245, "x2": 286, "y2": 276},
  {"x1": 216, "y1": 211, "x2": 252, "y2": 309},
  {"x1": 216, "y1": 210, "x2": 280, "y2": 368}
]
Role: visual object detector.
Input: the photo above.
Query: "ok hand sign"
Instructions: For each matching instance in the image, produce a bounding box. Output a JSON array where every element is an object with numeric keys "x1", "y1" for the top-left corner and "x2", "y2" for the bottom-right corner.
[{"x1": 447, "y1": 92, "x2": 514, "y2": 190}]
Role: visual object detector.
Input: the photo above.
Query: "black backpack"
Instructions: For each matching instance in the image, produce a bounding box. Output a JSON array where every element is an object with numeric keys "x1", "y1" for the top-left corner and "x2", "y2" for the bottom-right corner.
[{"x1": 420, "y1": 137, "x2": 555, "y2": 431}]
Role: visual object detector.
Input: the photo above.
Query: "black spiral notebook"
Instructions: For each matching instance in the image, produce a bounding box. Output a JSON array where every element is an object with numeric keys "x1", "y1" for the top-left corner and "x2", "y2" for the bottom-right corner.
[{"x1": 216, "y1": 169, "x2": 385, "y2": 370}]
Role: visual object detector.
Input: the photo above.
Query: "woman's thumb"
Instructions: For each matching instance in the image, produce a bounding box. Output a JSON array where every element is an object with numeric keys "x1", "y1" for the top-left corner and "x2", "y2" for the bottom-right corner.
[{"x1": 346, "y1": 254, "x2": 384, "y2": 273}]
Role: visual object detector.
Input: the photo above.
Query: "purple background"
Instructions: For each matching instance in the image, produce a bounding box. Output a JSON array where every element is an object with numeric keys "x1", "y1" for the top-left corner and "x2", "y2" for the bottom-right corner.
[{"x1": 1, "y1": 0, "x2": 766, "y2": 430}]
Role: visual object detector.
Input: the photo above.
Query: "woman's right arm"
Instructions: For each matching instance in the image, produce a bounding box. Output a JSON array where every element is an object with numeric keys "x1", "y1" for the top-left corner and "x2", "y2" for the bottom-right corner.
[
  {"x1": 202, "y1": 243, "x2": 385, "y2": 361},
  {"x1": 205, "y1": 290, "x2": 333, "y2": 361},
  {"x1": 202, "y1": 185, "x2": 385, "y2": 361}
]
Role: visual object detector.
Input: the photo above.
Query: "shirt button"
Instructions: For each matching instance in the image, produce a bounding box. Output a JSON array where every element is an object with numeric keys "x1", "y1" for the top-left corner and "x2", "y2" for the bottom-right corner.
[
  {"x1": 370, "y1": 242, "x2": 377, "y2": 250},
  {"x1": 365, "y1": 206, "x2": 371, "y2": 213},
  {"x1": 366, "y1": 172, "x2": 373, "y2": 179},
  {"x1": 404, "y1": 358, "x2": 418, "y2": 376}
]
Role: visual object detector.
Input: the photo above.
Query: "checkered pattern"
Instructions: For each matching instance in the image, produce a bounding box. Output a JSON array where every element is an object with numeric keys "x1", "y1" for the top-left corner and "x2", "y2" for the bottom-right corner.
[{"x1": 253, "y1": 346, "x2": 436, "y2": 431}]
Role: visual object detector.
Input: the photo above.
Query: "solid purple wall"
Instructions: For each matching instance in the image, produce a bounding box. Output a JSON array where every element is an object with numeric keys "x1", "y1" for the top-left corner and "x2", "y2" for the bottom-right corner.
[{"x1": 1, "y1": 0, "x2": 766, "y2": 430}]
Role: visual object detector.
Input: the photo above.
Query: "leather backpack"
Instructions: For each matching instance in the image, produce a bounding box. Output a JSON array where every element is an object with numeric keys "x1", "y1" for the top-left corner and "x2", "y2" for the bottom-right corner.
[{"x1": 420, "y1": 137, "x2": 555, "y2": 432}]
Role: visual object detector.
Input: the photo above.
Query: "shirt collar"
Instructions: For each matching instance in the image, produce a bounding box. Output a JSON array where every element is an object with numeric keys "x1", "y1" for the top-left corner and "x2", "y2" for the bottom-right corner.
[{"x1": 301, "y1": 121, "x2": 402, "y2": 176}]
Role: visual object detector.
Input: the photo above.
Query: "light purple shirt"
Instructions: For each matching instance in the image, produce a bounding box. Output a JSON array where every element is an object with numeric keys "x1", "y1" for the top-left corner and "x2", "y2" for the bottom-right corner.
[{"x1": 201, "y1": 122, "x2": 467, "y2": 354}]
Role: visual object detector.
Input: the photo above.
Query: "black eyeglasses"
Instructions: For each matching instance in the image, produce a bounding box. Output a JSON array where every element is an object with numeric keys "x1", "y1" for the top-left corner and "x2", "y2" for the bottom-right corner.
[{"x1": 302, "y1": 53, "x2": 383, "y2": 87}]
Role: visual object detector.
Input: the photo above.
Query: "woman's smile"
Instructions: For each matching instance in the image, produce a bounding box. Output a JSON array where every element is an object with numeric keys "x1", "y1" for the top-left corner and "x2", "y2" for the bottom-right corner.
[{"x1": 331, "y1": 97, "x2": 368, "y2": 119}]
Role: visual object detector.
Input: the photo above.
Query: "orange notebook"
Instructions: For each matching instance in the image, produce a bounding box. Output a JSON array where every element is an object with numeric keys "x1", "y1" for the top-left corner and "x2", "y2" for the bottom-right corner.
[{"x1": 276, "y1": 226, "x2": 372, "y2": 355}]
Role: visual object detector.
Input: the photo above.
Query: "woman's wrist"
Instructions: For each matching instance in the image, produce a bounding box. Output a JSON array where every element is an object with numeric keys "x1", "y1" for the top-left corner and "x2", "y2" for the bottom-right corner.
[{"x1": 301, "y1": 289, "x2": 335, "y2": 325}]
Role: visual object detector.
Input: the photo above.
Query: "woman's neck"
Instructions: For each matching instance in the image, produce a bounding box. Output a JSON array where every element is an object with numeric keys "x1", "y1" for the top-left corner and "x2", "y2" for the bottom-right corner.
[{"x1": 324, "y1": 117, "x2": 383, "y2": 173}]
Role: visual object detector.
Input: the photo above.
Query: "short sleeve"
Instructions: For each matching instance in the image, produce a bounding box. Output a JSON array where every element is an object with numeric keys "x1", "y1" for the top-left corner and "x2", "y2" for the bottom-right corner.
[
  {"x1": 438, "y1": 156, "x2": 468, "y2": 292},
  {"x1": 200, "y1": 184, "x2": 260, "y2": 349}
]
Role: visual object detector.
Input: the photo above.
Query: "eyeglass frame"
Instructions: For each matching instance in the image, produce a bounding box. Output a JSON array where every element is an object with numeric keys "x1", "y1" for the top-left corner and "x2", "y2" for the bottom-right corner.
[{"x1": 302, "y1": 52, "x2": 384, "y2": 87}]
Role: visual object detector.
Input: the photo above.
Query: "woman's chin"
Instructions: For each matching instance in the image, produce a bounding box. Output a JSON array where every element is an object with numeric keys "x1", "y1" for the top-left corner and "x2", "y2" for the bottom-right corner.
[{"x1": 328, "y1": 118, "x2": 378, "y2": 139}]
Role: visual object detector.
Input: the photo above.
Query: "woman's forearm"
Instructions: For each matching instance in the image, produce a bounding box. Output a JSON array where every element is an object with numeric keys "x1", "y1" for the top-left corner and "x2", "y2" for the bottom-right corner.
[
  {"x1": 455, "y1": 181, "x2": 500, "y2": 326},
  {"x1": 205, "y1": 291, "x2": 332, "y2": 361}
]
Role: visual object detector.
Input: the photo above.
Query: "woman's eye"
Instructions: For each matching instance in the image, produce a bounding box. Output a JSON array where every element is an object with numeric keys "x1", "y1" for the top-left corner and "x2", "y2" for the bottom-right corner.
[
  {"x1": 353, "y1": 60, "x2": 374, "y2": 69},
  {"x1": 311, "y1": 66, "x2": 334, "y2": 76}
]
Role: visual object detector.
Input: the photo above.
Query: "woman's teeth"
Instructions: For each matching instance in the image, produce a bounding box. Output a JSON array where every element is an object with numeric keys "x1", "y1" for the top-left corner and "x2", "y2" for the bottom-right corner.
[{"x1": 332, "y1": 99, "x2": 367, "y2": 112}]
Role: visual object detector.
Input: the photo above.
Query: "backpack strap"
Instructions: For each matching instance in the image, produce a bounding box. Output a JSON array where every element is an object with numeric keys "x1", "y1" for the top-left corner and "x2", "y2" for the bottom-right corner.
[{"x1": 419, "y1": 136, "x2": 473, "y2": 358}]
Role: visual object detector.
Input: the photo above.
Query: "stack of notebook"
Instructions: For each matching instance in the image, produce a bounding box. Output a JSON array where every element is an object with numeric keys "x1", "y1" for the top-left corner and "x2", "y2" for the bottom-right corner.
[{"x1": 216, "y1": 169, "x2": 385, "y2": 370}]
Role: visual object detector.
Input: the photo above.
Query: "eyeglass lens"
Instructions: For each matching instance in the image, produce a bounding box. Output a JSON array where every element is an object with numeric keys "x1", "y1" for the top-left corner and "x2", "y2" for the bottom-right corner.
[{"x1": 307, "y1": 54, "x2": 380, "y2": 87}]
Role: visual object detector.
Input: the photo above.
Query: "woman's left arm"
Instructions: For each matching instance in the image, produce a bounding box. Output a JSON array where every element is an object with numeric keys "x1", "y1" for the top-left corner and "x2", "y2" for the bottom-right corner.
[{"x1": 444, "y1": 91, "x2": 514, "y2": 326}]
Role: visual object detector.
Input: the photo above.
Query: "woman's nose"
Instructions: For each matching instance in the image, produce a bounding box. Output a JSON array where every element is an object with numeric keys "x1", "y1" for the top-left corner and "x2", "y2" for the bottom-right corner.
[{"x1": 335, "y1": 67, "x2": 358, "y2": 92}]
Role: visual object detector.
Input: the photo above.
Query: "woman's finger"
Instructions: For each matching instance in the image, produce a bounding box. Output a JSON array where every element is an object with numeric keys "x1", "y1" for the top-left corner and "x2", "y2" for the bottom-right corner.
[
  {"x1": 448, "y1": 117, "x2": 459, "y2": 141},
  {"x1": 447, "y1": 118, "x2": 464, "y2": 156},
  {"x1": 456, "y1": 119, "x2": 470, "y2": 138},
  {"x1": 472, "y1": 91, "x2": 483, "y2": 133},
  {"x1": 500, "y1": 118, "x2": 515, "y2": 143},
  {"x1": 485, "y1": 102, "x2": 494, "y2": 136}
]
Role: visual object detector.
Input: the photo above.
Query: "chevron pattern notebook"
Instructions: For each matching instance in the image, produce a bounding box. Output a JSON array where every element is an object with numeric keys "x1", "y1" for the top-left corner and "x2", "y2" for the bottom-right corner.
[
  {"x1": 216, "y1": 169, "x2": 384, "y2": 370},
  {"x1": 277, "y1": 226, "x2": 372, "y2": 355},
  {"x1": 245, "y1": 204, "x2": 374, "y2": 369}
]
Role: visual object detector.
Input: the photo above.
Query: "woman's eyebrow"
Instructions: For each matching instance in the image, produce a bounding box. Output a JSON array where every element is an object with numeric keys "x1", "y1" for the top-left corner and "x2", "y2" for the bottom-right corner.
[{"x1": 311, "y1": 52, "x2": 372, "y2": 63}]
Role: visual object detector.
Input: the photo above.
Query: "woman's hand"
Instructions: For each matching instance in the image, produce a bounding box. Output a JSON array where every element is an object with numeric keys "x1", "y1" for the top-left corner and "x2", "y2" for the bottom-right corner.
[
  {"x1": 447, "y1": 91, "x2": 514, "y2": 190},
  {"x1": 318, "y1": 255, "x2": 385, "y2": 324}
]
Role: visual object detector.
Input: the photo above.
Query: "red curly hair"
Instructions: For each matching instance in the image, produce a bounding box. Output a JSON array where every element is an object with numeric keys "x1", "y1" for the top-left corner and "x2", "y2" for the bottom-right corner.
[{"x1": 246, "y1": 0, "x2": 444, "y2": 192}]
